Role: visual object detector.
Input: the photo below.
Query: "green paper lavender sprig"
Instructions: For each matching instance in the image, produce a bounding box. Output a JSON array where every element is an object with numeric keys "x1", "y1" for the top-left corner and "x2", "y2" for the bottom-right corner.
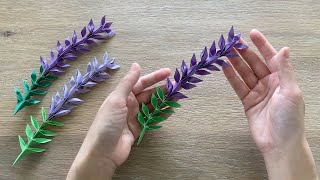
[
  {"x1": 136, "y1": 27, "x2": 247, "y2": 145},
  {"x1": 13, "y1": 16, "x2": 115, "y2": 115},
  {"x1": 13, "y1": 53, "x2": 119, "y2": 165}
]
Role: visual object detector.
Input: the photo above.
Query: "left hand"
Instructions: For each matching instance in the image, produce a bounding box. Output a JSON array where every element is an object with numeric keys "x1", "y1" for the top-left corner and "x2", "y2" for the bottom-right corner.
[{"x1": 67, "y1": 63, "x2": 171, "y2": 180}]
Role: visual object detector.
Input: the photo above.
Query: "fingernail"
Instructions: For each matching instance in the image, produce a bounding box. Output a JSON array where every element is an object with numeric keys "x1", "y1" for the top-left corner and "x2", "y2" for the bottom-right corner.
[
  {"x1": 130, "y1": 63, "x2": 140, "y2": 71},
  {"x1": 283, "y1": 47, "x2": 290, "y2": 59}
]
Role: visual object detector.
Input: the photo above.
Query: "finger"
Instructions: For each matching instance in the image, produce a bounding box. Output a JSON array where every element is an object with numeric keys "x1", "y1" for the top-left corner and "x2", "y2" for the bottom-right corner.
[
  {"x1": 136, "y1": 84, "x2": 167, "y2": 104},
  {"x1": 277, "y1": 47, "x2": 299, "y2": 90},
  {"x1": 236, "y1": 38, "x2": 271, "y2": 79},
  {"x1": 114, "y1": 63, "x2": 141, "y2": 98},
  {"x1": 222, "y1": 62, "x2": 250, "y2": 100},
  {"x1": 132, "y1": 68, "x2": 171, "y2": 95},
  {"x1": 250, "y1": 29, "x2": 278, "y2": 72},
  {"x1": 127, "y1": 93, "x2": 141, "y2": 140},
  {"x1": 228, "y1": 49, "x2": 258, "y2": 89}
]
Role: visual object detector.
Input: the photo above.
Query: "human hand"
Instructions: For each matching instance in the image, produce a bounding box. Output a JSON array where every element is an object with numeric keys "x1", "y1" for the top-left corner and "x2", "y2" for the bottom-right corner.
[
  {"x1": 67, "y1": 63, "x2": 171, "y2": 180},
  {"x1": 223, "y1": 29, "x2": 317, "y2": 179}
]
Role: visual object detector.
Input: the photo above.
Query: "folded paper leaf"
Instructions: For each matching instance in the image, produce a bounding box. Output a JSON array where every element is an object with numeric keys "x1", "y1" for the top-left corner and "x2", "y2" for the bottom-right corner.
[
  {"x1": 136, "y1": 27, "x2": 248, "y2": 145},
  {"x1": 13, "y1": 16, "x2": 115, "y2": 115},
  {"x1": 13, "y1": 52, "x2": 119, "y2": 165}
]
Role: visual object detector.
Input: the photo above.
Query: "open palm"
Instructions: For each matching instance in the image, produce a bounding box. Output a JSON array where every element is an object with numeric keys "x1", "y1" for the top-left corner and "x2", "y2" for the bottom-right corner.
[{"x1": 223, "y1": 30, "x2": 304, "y2": 154}]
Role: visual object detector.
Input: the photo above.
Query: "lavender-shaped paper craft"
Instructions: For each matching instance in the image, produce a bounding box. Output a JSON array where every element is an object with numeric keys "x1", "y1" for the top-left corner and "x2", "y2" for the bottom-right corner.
[
  {"x1": 13, "y1": 52, "x2": 119, "y2": 165},
  {"x1": 13, "y1": 16, "x2": 115, "y2": 115},
  {"x1": 137, "y1": 27, "x2": 247, "y2": 145}
]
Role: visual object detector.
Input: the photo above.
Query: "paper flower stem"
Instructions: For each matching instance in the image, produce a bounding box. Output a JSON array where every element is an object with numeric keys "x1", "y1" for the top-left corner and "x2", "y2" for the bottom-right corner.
[
  {"x1": 137, "y1": 27, "x2": 248, "y2": 145},
  {"x1": 13, "y1": 53, "x2": 119, "y2": 165},
  {"x1": 13, "y1": 16, "x2": 115, "y2": 115}
]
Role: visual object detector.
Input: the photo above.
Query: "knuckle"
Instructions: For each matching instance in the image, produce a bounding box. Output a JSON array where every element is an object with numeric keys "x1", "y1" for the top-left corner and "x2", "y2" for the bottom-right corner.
[
  {"x1": 107, "y1": 95, "x2": 127, "y2": 108},
  {"x1": 291, "y1": 88, "x2": 304, "y2": 102}
]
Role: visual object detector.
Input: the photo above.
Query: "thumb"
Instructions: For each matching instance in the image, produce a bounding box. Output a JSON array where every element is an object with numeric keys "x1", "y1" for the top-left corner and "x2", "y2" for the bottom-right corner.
[
  {"x1": 114, "y1": 63, "x2": 141, "y2": 98},
  {"x1": 278, "y1": 47, "x2": 299, "y2": 90}
]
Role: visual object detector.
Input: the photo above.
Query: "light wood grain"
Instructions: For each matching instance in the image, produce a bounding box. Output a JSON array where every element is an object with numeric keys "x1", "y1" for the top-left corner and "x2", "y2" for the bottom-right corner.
[{"x1": 0, "y1": 0, "x2": 319, "y2": 179}]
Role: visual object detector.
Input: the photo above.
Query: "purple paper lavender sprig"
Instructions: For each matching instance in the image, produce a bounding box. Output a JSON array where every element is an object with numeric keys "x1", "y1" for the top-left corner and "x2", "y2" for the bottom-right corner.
[
  {"x1": 13, "y1": 16, "x2": 115, "y2": 115},
  {"x1": 13, "y1": 52, "x2": 119, "y2": 165},
  {"x1": 137, "y1": 27, "x2": 247, "y2": 145}
]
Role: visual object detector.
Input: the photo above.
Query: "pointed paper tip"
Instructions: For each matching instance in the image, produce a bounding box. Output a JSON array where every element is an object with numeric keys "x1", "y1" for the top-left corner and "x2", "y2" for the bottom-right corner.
[{"x1": 13, "y1": 109, "x2": 18, "y2": 116}]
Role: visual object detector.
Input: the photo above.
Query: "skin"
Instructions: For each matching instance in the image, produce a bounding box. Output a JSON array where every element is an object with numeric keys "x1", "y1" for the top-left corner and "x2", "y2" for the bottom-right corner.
[{"x1": 67, "y1": 30, "x2": 318, "y2": 180}]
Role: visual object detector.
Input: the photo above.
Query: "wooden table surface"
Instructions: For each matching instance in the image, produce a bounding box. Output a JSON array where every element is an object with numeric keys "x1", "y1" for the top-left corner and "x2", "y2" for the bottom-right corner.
[{"x1": 0, "y1": 0, "x2": 319, "y2": 179}]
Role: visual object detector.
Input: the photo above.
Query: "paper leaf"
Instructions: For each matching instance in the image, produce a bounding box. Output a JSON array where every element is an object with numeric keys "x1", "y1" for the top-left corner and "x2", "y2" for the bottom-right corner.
[
  {"x1": 29, "y1": 147, "x2": 45, "y2": 153},
  {"x1": 55, "y1": 92, "x2": 61, "y2": 104},
  {"x1": 100, "y1": 15, "x2": 106, "y2": 26},
  {"x1": 206, "y1": 64, "x2": 220, "y2": 71},
  {"x1": 33, "y1": 138, "x2": 51, "y2": 144},
  {"x1": 165, "y1": 101, "x2": 181, "y2": 108},
  {"x1": 38, "y1": 81, "x2": 51, "y2": 87},
  {"x1": 195, "y1": 69, "x2": 211, "y2": 75},
  {"x1": 188, "y1": 77, "x2": 203, "y2": 83},
  {"x1": 81, "y1": 26, "x2": 86, "y2": 37},
  {"x1": 65, "y1": 36, "x2": 71, "y2": 46},
  {"x1": 88, "y1": 19, "x2": 95, "y2": 33},
  {"x1": 174, "y1": 68, "x2": 180, "y2": 83},
  {"x1": 68, "y1": 98, "x2": 83, "y2": 105},
  {"x1": 181, "y1": 83, "x2": 196, "y2": 90},
  {"x1": 151, "y1": 116, "x2": 167, "y2": 122},
  {"x1": 22, "y1": 80, "x2": 30, "y2": 96},
  {"x1": 72, "y1": 30, "x2": 77, "y2": 44},
  {"x1": 47, "y1": 121, "x2": 64, "y2": 127},
  {"x1": 200, "y1": 47, "x2": 208, "y2": 63},
  {"x1": 218, "y1": 34, "x2": 225, "y2": 50},
  {"x1": 27, "y1": 100, "x2": 41, "y2": 105},
  {"x1": 14, "y1": 87, "x2": 23, "y2": 102},
  {"x1": 54, "y1": 110, "x2": 71, "y2": 117},
  {"x1": 228, "y1": 26, "x2": 234, "y2": 40},
  {"x1": 30, "y1": 116, "x2": 39, "y2": 130},
  {"x1": 151, "y1": 93, "x2": 158, "y2": 109},
  {"x1": 156, "y1": 86, "x2": 164, "y2": 100},
  {"x1": 210, "y1": 41, "x2": 216, "y2": 56},
  {"x1": 137, "y1": 111, "x2": 145, "y2": 125},
  {"x1": 18, "y1": 135, "x2": 26, "y2": 150},
  {"x1": 39, "y1": 65, "x2": 44, "y2": 75},
  {"x1": 39, "y1": 130, "x2": 56, "y2": 137},
  {"x1": 31, "y1": 70, "x2": 37, "y2": 85},
  {"x1": 146, "y1": 125, "x2": 162, "y2": 130},
  {"x1": 45, "y1": 75, "x2": 58, "y2": 80},
  {"x1": 160, "y1": 109, "x2": 175, "y2": 114},
  {"x1": 25, "y1": 124, "x2": 33, "y2": 141},
  {"x1": 190, "y1": 53, "x2": 197, "y2": 66},
  {"x1": 30, "y1": 90, "x2": 47, "y2": 96},
  {"x1": 172, "y1": 92, "x2": 188, "y2": 99},
  {"x1": 142, "y1": 103, "x2": 149, "y2": 117},
  {"x1": 42, "y1": 107, "x2": 47, "y2": 122},
  {"x1": 166, "y1": 78, "x2": 173, "y2": 93}
]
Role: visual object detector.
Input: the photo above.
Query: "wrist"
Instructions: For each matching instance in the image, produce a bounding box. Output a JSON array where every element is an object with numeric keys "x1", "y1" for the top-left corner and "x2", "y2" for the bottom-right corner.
[
  {"x1": 263, "y1": 137, "x2": 318, "y2": 180},
  {"x1": 67, "y1": 140, "x2": 117, "y2": 180}
]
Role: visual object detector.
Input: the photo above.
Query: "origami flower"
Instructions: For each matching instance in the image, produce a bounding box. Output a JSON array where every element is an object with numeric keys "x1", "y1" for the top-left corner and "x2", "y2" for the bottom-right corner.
[
  {"x1": 14, "y1": 16, "x2": 115, "y2": 115},
  {"x1": 137, "y1": 27, "x2": 247, "y2": 145},
  {"x1": 13, "y1": 52, "x2": 119, "y2": 165}
]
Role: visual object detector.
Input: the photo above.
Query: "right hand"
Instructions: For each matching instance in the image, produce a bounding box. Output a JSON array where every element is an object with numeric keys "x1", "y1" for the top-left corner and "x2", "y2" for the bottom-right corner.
[{"x1": 222, "y1": 29, "x2": 317, "y2": 179}]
